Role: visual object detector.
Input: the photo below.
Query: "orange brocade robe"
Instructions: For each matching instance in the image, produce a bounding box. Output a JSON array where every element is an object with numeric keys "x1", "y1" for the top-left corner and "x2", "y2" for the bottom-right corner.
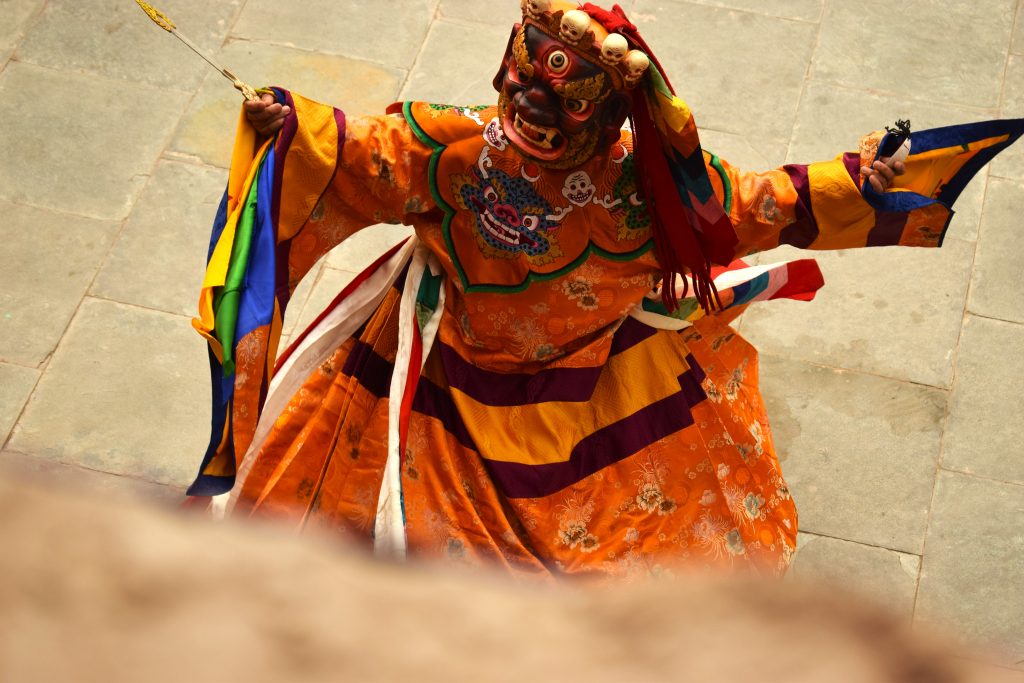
[{"x1": 197, "y1": 92, "x2": 1020, "y2": 578}]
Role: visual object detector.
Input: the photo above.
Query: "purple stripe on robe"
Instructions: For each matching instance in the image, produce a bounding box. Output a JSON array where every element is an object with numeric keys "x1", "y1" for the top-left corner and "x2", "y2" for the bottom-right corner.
[
  {"x1": 438, "y1": 317, "x2": 663, "y2": 408},
  {"x1": 439, "y1": 342, "x2": 603, "y2": 406},
  {"x1": 340, "y1": 339, "x2": 394, "y2": 399},
  {"x1": 842, "y1": 151, "x2": 861, "y2": 182},
  {"x1": 609, "y1": 316, "x2": 659, "y2": 355},
  {"x1": 482, "y1": 357, "x2": 708, "y2": 499},
  {"x1": 273, "y1": 90, "x2": 300, "y2": 311},
  {"x1": 684, "y1": 353, "x2": 707, "y2": 384},
  {"x1": 777, "y1": 164, "x2": 819, "y2": 249},
  {"x1": 272, "y1": 89, "x2": 299, "y2": 224},
  {"x1": 411, "y1": 378, "x2": 479, "y2": 451},
  {"x1": 867, "y1": 211, "x2": 910, "y2": 247}
]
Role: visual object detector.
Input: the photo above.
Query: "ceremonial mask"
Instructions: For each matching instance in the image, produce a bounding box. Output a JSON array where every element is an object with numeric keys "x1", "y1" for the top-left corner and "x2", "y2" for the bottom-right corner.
[{"x1": 493, "y1": 1, "x2": 649, "y2": 169}]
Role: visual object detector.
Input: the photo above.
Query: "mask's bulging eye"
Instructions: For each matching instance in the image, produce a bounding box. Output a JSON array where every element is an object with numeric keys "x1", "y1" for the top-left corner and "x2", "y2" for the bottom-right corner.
[
  {"x1": 522, "y1": 215, "x2": 539, "y2": 231},
  {"x1": 483, "y1": 186, "x2": 498, "y2": 202},
  {"x1": 564, "y1": 98, "x2": 591, "y2": 115},
  {"x1": 547, "y1": 50, "x2": 569, "y2": 74}
]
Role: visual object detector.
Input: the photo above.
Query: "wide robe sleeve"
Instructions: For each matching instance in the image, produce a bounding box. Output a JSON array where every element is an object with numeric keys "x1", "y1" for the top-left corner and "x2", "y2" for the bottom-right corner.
[
  {"x1": 704, "y1": 119, "x2": 1024, "y2": 259},
  {"x1": 187, "y1": 89, "x2": 434, "y2": 497}
]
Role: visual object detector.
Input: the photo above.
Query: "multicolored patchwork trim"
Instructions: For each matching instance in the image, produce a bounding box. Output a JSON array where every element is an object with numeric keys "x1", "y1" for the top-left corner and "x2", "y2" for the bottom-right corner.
[
  {"x1": 188, "y1": 89, "x2": 346, "y2": 497},
  {"x1": 635, "y1": 258, "x2": 825, "y2": 329}
]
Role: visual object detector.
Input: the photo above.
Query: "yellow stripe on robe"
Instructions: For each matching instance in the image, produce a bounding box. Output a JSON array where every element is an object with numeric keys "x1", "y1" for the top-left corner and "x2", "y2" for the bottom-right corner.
[
  {"x1": 442, "y1": 330, "x2": 696, "y2": 466},
  {"x1": 805, "y1": 158, "x2": 877, "y2": 251},
  {"x1": 276, "y1": 93, "x2": 341, "y2": 241}
]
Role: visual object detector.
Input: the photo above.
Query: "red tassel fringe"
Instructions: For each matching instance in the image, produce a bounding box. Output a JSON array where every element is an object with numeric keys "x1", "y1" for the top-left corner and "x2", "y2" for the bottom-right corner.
[
  {"x1": 582, "y1": 3, "x2": 726, "y2": 313},
  {"x1": 630, "y1": 92, "x2": 721, "y2": 313}
]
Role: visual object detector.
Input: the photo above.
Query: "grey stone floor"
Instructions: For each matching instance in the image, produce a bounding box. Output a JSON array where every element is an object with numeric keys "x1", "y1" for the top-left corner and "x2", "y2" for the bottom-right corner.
[{"x1": 0, "y1": 0, "x2": 1022, "y2": 668}]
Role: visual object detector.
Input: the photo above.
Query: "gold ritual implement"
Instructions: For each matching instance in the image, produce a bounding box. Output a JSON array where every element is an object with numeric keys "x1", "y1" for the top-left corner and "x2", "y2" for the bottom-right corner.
[{"x1": 134, "y1": 1, "x2": 260, "y2": 101}]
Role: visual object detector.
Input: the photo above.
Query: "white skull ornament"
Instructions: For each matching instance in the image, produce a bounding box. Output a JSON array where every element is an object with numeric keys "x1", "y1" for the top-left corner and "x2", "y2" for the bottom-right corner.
[
  {"x1": 624, "y1": 50, "x2": 650, "y2": 84},
  {"x1": 562, "y1": 171, "x2": 596, "y2": 207},
  {"x1": 521, "y1": 0, "x2": 551, "y2": 18},
  {"x1": 559, "y1": 9, "x2": 591, "y2": 45},
  {"x1": 600, "y1": 33, "x2": 628, "y2": 65}
]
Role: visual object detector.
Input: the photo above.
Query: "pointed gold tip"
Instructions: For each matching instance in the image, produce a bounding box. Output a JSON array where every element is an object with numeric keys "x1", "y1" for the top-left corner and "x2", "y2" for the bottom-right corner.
[{"x1": 135, "y1": 1, "x2": 176, "y2": 32}]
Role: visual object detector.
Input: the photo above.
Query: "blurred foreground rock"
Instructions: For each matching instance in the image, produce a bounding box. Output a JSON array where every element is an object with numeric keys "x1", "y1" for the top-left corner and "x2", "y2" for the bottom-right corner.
[{"x1": 0, "y1": 474, "x2": 1014, "y2": 683}]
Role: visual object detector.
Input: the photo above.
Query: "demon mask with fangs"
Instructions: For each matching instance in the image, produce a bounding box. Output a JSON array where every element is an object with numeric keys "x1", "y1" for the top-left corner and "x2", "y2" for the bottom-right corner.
[{"x1": 492, "y1": 4, "x2": 644, "y2": 170}]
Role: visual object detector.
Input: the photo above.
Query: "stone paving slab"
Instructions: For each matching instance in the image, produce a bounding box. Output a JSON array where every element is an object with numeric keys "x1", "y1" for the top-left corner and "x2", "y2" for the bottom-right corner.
[
  {"x1": 788, "y1": 81, "x2": 991, "y2": 242},
  {"x1": 0, "y1": 0, "x2": 42, "y2": 65},
  {"x1": 0, "y1": 201, "x2": 120, "y2": 367},
  {"x1": 439, "y1": 0, "x2": 521, "y2": 26},
  {"x1": 170, "y1": 40, "x2": 406, "y2": 169},
  {"x1": 400, "y1": 18, "x2": 511, "y2": 105},
  {"x1": 916, "y1": 471, "x2": 1024, "y2": 667},
  {"x1": 14, "y1": 0, "x2": 239, "y2": 91},
  {"x1": 790, "y1": 532, "x2": 920, "y2": 620},
  {"x1": 759, "y1": 354, "x2": 946, "y2": 554},
  {"x1": 0, "y1": 449, "x2": 183, "y2": 507},
  {"x1": 813, "y1": 0, "x2": 1015, "y2": 109},
  {"x1": 0, "y1": 62, "x2": 188, "y2": 221},
  {"x1": 741, "y1": 237, "x2": 975, "y2": 389},
  {"x1": 9, "y1": 298, "x2": 209, "y2": 488},
  {"x1": 91, "y1": 160, "x2": 226, "y2": 317},
  {"x1": 971, "y1": 177, "x2": 1024, "y2": 324},
  {"x1": 231, "y1": 0, "x2": 439, "y2": 70},
  {"x1": 677, "y1": 0, "x2": 822, "y2": 22},
  {"x1": 698, "y1": 128, "x2": 788, "y2": 170},
  {"x1": 993, "y1": 56, "x2": 1024, "y2": 181},
  {"x1": 632, "y1": 0, "x2": 815, "y2": 145},
  {"x1": 1014, "y1": 0, "x2": 1024, "y2": 54},
  {"x1": 0, "y1": 364, "x2": 38, "y2": 445},
  {"x1": 943, "y1": 315, "x2": 1024, "y2": 486}
]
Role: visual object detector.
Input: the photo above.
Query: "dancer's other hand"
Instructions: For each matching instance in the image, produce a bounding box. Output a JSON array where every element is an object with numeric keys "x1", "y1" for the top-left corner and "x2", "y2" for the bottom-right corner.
[{"x1": 860, "y1": 157, "x2": 906, "y2": 193}]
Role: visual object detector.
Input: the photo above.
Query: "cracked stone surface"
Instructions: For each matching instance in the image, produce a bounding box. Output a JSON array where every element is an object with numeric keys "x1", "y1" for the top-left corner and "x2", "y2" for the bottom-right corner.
[
  {"x1": 790, "y1": 533, "x2": 920, "y2": 618},
  {"x1": 0, "y1": 62, "x2": 188, "y2": 220},
  {"x1": 916, "y1": 471, "x2": 1024, "y2": 667}
]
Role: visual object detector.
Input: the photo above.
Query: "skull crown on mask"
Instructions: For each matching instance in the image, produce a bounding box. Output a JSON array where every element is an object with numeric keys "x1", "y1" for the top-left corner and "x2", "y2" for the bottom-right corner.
[{"x1": 492, "y1": 14, "x2": 638, "y2": 169}]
